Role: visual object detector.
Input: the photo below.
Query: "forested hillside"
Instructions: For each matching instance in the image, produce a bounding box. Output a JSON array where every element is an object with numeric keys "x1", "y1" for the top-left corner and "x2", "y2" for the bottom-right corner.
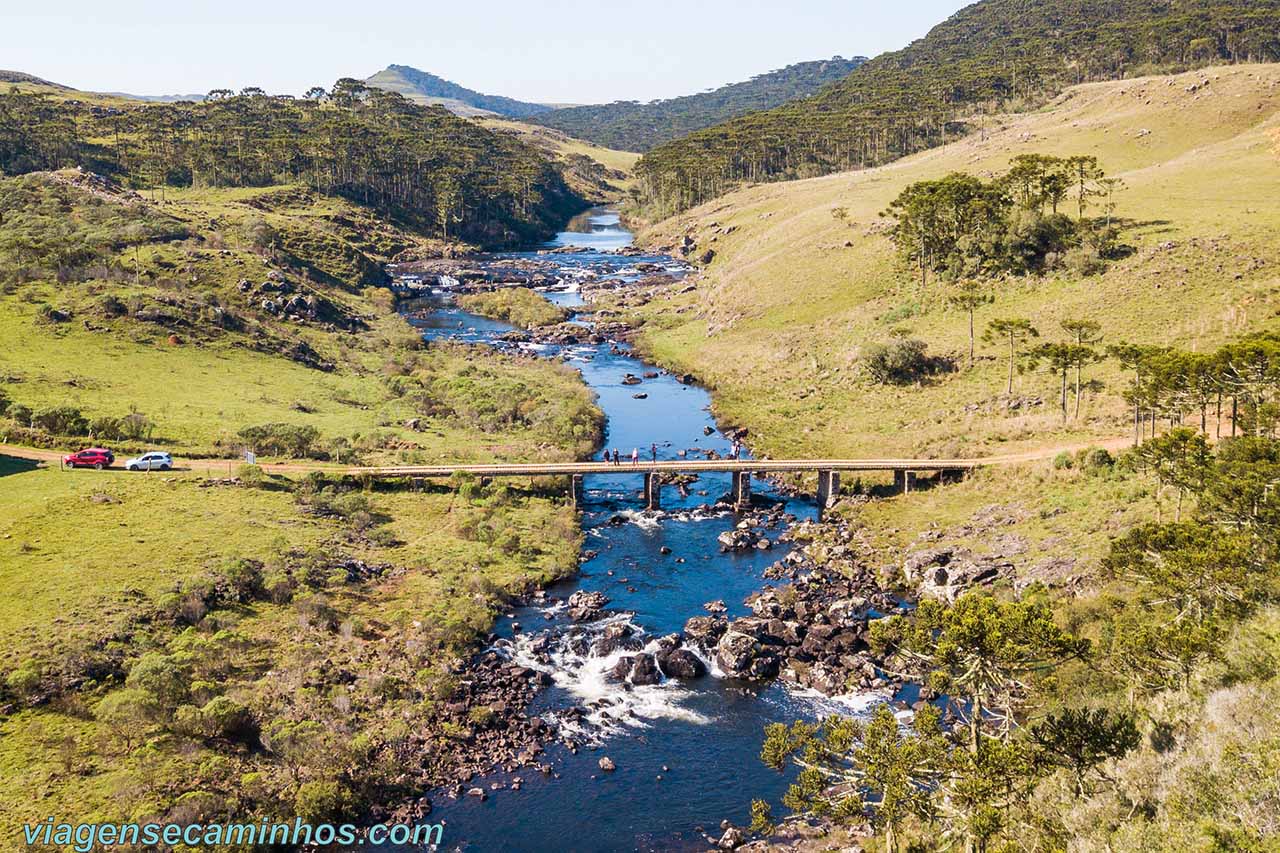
[
  {"x1": 367, "y1": 64, "x2": 554, "y2": 118},
  {"x1": 530, "y1": 56, "x2": 866, "y2": 152},
  {"x1": 635, "y1": 0, "x2": 1280, "y2": 215},
  {"x1": 0, "y1": 78, "x2": 583, "y2": 247}
]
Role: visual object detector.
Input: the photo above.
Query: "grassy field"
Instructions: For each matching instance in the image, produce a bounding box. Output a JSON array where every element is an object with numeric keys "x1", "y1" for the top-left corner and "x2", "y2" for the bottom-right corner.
[
  {"x1": 626, "y1": 64, "x2": 1280, "y2": 461},
  {"x1": 480, "y1": 117, "x2": 640, "y2": 197},
  {"x1": 0, "y1": 162, "x2": 603, "y2": 835},
  {"x1": 0, "y1": 176, "x2": 601, "y2": 462},
  {"x1": 0, "y1": 456, "x2": 581, "y2": 836}
]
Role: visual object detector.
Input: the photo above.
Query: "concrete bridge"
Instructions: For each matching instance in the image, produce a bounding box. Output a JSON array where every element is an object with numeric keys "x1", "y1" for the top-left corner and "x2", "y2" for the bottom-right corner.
[{"x1": 341, "y1": 458, "x2": 982, "y2": 511}]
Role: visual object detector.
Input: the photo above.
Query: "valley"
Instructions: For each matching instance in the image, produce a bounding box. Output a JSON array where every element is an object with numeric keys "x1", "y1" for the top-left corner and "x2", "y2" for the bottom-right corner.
[{"x1": 3, "y1": 2, "x2": 1280, "y2": 851}]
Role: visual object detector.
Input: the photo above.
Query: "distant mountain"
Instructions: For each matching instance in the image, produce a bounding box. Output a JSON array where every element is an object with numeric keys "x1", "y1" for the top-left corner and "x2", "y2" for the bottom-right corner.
[
  {"x1": 101, "y1": 92, "x2": 206, "y2": 103},
  {"x1": 366, "y1": 65, "x2": 554, "y2": 118},
  {"x1": 0, "y1": 70, "x2": 70, "y2": 89},
  {"x1": 636, "y1": 0, "x2": 1280, "y2": 215},
  {"x1": 528, "y1": 56, "x2": 868, "y2": 153}
]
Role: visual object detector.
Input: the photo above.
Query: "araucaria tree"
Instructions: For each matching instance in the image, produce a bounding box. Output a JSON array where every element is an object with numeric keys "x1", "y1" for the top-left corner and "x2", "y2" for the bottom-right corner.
[
  {"x1": 1027, "y1": 341, "x2": 1100, "y2": 421},
  {"x1": 756, "y1": 705, "x2": 949, "y2": 853},
  {"x1": 948, "y1": 280, "x2": 995, "y2": 369},
  {"x1": 871, "y1": 594, "x2": 1089, "y2": 756},
  {"x1": 1061, "y1": 318, "x2": 1103, "y2": 417},
  {"x1": 983, "y1": 318, "x2": 1039, "y2": 396},
  {"x1": 883, "y1": 155, "x2": 1119, "y2": 286}
]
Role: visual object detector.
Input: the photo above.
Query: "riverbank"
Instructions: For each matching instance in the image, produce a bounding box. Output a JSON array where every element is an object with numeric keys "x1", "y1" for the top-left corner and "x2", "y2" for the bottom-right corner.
[{"x1": 399, "y1": 209, "x2": 926, "y2": 851}]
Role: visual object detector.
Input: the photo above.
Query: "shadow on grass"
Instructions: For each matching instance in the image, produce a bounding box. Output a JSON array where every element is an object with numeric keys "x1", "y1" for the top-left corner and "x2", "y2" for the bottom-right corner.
[{"x1": 0, "y1": 455, "x2": 42, "y2": 478}]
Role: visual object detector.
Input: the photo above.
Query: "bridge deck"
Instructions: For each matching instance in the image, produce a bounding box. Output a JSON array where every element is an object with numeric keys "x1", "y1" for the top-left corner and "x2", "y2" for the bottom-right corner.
[{"x1": 340, "y1": 459, "x2": 983, "y2": 478}]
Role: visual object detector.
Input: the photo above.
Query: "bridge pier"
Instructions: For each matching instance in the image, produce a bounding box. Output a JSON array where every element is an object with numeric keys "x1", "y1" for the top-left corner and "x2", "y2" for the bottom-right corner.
[
  {"x1": 816, "y1": 470, "x2": 840, "y2": 510},
  {"x1": 644, "y1": 471, "x2": 661, "y2": 510},
  {"x1": 731, "y1": 471, "x2": 752, "y2": 510},
  {"x1": 571, "y1": 474, "x2": 585, "y2": 509}
]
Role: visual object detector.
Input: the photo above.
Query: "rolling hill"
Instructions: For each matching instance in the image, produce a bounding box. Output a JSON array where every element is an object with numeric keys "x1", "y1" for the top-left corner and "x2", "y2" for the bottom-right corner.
[
  {"x1": 366, "y1": 64, "x2": 554, "y2": 117},
  {"x1": 634, "y1": 0, "x2": 1280, "y2": 215},
  {"x1": 0, "y1": 79, "x2": 583, "y2": 247},
  {"x1": 528, "y1": 56, "x2": 867, "y2": 152},
  {"x1": 0, "y1": 69, "x2": 69, "y2": 89},
  {"x1": 624, "y1": 64, "x2": 1280, "y2": 461}
]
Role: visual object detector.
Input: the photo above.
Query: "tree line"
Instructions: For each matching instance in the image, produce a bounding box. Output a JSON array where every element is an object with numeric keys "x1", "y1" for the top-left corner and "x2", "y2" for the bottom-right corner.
[
  {"x1": 0, "y1": 79, "x2": 586, "y2": 246},
  {"x1": 753, "y1": 424, "x2": 1280, "y2": 850},
  {"x1": 633, "y1": 0, "x2": 1280, "y2": 216}
]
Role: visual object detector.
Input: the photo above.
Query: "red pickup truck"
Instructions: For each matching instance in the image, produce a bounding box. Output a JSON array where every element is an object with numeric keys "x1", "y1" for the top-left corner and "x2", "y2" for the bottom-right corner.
[{"x1": 62, "y1": 448, "x2": 115, "y2": 470}]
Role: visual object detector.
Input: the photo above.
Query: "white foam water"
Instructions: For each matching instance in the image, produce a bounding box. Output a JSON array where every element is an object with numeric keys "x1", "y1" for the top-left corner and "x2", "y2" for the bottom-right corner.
[{"x1": 498, "y1": 612, "x2": 713, "y2": 746}]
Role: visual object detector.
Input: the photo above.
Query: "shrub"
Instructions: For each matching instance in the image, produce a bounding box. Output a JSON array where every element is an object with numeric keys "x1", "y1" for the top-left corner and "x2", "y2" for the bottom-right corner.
[
  {"x1": 1054, "y1": 451, "x2": 1075, "y2": 470},
  {"x1": 1064, "y1": 245, "x2": 1106, "y2": 277},
  {"x1": 97, "y1": 295, "x2": 127, "y2": 317},
  {"x1": 235, "y1": 463, "x2": 266, "y2": 488},
  {"x1": 263, "y1": 571, "x2": 296, "y2": 604},
  {"x1": 296, "y1": 594, "x2": 339, "y2": 631},
  {"x1": 7, "y1": 403, "x2": 32, "y2": 426},
  {"x1": 4, "y1": 662, "x2": 42, "y2": 703},
  {"x1": 862, "y1": 338, "x2": 947, "y2": 385},
  {"x1": 219, "y1": 558, "x2": 264, "y2": 602},
  {"x1": 96, "y1": 688, "x2": 163, "y2": 745},
  {"x1": 294, "y1": 780, "x2": 352, "y2": 822},
  {"x1": 1080, "y1": 447, "x2": 1115, "y2": 473},
  {"x1": 195, "y1": 696, "x2": 258, "y2": 743},
  {"x1": 126, "y1": 652, "x2": 188, "y2": 710},
  {"x1": 31, "y1": 406, "x2": 89, "y2": 436},
  {"x1": 237, "y1": 423, "x2": 321, "y2": 458},
  {"x1": 468, "y1": 704, "x2": 496, "y2": 727}
]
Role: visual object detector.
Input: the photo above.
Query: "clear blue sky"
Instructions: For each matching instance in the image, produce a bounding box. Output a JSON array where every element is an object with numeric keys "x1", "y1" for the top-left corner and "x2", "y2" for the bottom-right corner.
[{"x1": 3, "y1": 1, "x2": 971, "y2": 103}]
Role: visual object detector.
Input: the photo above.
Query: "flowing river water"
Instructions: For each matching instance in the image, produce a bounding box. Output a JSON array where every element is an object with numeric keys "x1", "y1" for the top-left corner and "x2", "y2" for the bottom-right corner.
[{"x1": 398, "y1": 210, "x2": 879, "y2": 852}]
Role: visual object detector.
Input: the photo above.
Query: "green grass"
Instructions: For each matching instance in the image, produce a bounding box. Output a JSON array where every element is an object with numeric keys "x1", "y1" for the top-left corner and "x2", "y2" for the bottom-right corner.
[
  {"x1": 0, "y1": 171, "x2": 602, "y2": 837},
  {"x1": 627, "y1": 65, "x2": 1280, "y2": 461},
  {"x1": 0, "y1": 459, "x2": 582, "y2": 838},
  {"x1": 0, "y1": 177, "x2": 602, "y2": 462},
  {"x1": 457, "y1": 287, "x2": 569, "y2": 329}
]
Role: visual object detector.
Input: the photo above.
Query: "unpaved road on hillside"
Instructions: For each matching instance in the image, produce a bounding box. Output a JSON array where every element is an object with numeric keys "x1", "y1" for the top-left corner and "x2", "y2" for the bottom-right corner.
[{"x1": 0, "y1": 437, "x2": 1138, "y2": 478}]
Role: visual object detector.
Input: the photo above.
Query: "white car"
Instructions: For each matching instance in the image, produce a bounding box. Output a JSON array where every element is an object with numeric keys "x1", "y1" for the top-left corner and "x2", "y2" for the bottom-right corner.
[{"x1": 125, "y1": 451, "x2": 173, "y2": 472}]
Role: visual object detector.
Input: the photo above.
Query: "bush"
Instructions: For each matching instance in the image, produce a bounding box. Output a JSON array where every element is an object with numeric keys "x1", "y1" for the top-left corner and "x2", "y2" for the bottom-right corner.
[
  {"x1": 219, "y1": 558, "x2": 264, "y2": 602},
  {"x1": 296, "y1": 594, "x2": 339, "y2": 631},
  {"x1": 237, "y1": 422, "x2": 321, "y2": 458},
  {"x1": 1054, "y1": 451, "x2": 1075, "y2": 470},
  {"x1": 1080, "y1": 446, "x2": 1115, "y2": 473},
  {"x1": 31, "y1": 406, "x2": 89, "y2": 436},
  {"x1": 4, "y1": 662, "x2": 42, "y2": 703},
  {"x1": 7, "y1": 403, "x2": 31, "y2": 426},
  {"x1": 1064, "y1": 245, "x2": 1106, "y2": 277},
  {"x1": 862, "y1": 338, "x2": 947, "y2": 385},
  {"x1": 195, "y1": 696, "x2": 258, "y2": 743},
  {"x1": 235, "y1": 463, "x2": 266, "y2": 488},
  {"x1": 263, "y1": 571, "x2": 296, "y2": 604},
  {"x1": 293, "y1": 780, "x2": 352, "y2": 822},
  {"x1": 97, "y1": 295, "x2": 127, "y2": 317}
]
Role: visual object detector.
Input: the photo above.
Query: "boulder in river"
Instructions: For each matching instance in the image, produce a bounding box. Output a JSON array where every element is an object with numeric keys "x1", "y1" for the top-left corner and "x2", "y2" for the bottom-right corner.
[
  {"x1": 715, "y1": 631, "x2": 760, "y2": 677},
  {"x1": 657, "y1": 648, "x2": 706, "y2": 680},
  {"x1": 684, "y1": 615, "x2": 728, "y2": 646},
  {"x1": 567, "y1": 590, "x2": 610, "y2": 622},
  {"x1": 629, "y1": 653, "x2": 662, "y2": 685}
]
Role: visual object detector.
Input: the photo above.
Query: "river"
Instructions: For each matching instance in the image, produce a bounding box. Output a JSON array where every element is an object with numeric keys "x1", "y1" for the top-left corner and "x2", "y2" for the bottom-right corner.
[{"x1": 399, "y1": 209, "x2": 879, "y2": 852}]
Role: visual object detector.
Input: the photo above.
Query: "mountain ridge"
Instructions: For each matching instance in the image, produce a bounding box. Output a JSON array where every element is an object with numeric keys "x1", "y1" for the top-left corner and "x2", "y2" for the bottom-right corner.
[
  {"x1": 366, "y1": 64, "x2": 554, "y2": 118},
  {"x1": 634, "y1": 0, "x2": 1280, "y2": 215},
  {"x1": 529, "y1": 56, "x2": 868, "y2": 152}
]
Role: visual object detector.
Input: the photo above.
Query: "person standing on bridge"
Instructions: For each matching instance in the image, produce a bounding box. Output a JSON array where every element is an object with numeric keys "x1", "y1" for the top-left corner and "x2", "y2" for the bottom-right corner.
[
  {"x1": 612, "y1": 449, "x2": 621, "y2": 466},
  {"x1": 631, "y1": 447, "x2": 639, "y2": 465},
  {"x1": 651, "y1": 443, "x2": 658, "y2": 463}
]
